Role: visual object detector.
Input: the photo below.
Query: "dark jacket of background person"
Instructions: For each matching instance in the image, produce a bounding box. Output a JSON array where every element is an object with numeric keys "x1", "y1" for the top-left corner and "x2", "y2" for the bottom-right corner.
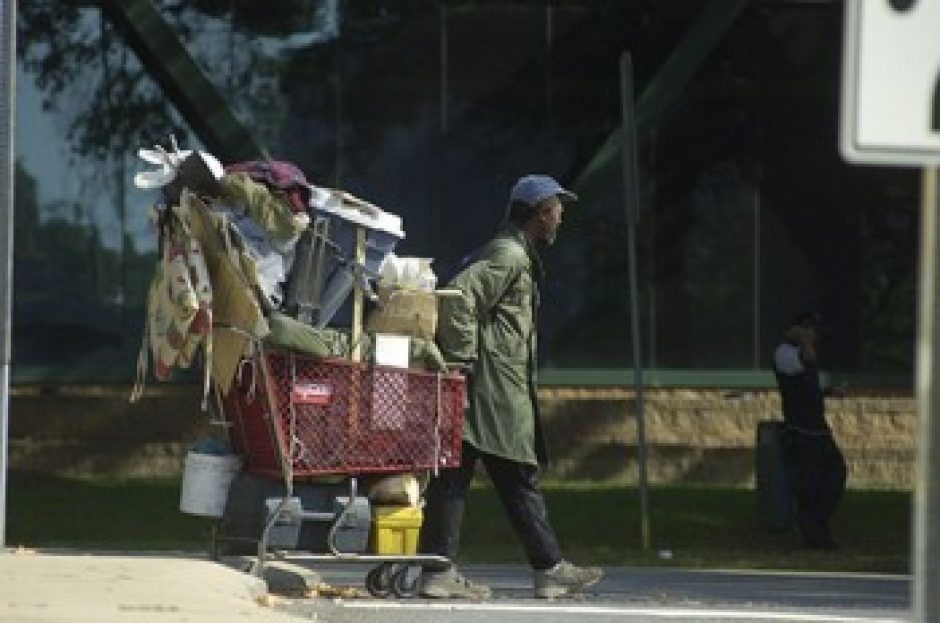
[
  {"x1": 772, "y1": 314, "x2": 847, "y2": 549},
  {"x1": 773, "y1": 341, "x2": 828, "y2": 434}
]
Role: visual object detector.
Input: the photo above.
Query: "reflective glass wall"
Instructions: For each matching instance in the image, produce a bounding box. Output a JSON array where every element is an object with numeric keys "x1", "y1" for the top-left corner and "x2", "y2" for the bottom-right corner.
[
  {"x1": 16, "y1": 4, "x2": 192, "y2": 376},
  {"x1": 13, "y1": 1, "x2": 919, "y2": 383}
]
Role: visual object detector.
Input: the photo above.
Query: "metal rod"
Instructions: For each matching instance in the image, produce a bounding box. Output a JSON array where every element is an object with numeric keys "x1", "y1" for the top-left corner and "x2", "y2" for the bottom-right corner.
[
  {"x1": 271, "y1": 553, "x2": 450, "y2": 569},
  {"x1": 0, "y1": 0, "x2": 16, "y2": 549},
  {"x1": 913, "y1": 166, "x2": 940, "y2": 622},
  {"x1": 251, "y1": 347, "x2": 295, "y2": 577},
  {"x1": 254, "y1": 495, "x2": 289, "y2": 577},
  {"x1": 753, "y1": 180, "x2": 762, "y2": 369},
  {"x1": 620, "y1": 51, "x2": 650, "y2": 550},
  {"x1": 327, "y1": 477, "x2": 358, "y2": 556},
  {"x1": 439, "y1": 3, "x2": 447, "y2": 133},
  {"x1": 351, "y1": 226, "x2": 365, "y2": 363}
]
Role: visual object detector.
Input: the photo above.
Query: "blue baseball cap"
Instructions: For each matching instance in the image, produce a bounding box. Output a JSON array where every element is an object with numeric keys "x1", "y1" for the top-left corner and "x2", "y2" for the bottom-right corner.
[{"x1": 509, "y1": 174, "x2": 578, "y2": 207}]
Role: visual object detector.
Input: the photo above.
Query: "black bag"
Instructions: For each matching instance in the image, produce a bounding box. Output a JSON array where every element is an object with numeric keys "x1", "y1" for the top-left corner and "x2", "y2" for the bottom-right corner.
[
  {"x1": 163, "y1": 151, "x2": 224, "y2": 205},
  {"x1": 755, "y1": 420, "x2": 795, "y2": 531}
]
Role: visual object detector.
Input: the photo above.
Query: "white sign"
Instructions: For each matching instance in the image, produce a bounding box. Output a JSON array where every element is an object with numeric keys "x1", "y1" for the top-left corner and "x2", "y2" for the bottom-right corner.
[{"x1": 840, "y1": 0, "x2": 940, "y2": 166}]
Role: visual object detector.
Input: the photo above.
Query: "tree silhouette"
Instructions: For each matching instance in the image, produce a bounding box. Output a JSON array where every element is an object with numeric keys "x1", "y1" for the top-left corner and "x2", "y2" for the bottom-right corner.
[{"x1": 17, "y1": 3, "x2": 189, "y2": 163}]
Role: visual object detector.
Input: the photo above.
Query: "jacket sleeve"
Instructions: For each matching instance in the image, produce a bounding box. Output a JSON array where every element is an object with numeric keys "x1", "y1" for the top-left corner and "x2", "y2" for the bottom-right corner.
[{"x1": 436, "y1": 256, "x2": 518, "y2": 365}]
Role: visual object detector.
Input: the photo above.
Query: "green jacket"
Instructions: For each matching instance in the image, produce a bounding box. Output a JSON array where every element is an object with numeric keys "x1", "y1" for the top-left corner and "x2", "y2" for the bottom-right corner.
[{"x1": 436, "y1": 225, "x2": 548, "y2": 466}]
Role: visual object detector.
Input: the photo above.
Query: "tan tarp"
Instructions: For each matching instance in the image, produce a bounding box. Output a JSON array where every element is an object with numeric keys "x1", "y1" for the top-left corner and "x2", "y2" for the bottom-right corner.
[
  {"x1": 178, "y1": 192, "x2": 269, "y2": 394},
  {"x1": 365, "y1": 287, "x2": 438, "y2": 341}
]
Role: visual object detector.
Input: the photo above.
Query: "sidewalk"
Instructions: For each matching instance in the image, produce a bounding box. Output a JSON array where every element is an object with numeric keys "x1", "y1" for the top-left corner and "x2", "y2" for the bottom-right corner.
[
  {"x1": 0, "y1": 549, "x2": 911, "y2": 622},
  {"x1": 0, "y1": 549, "x2": 305, "y2": 622}
]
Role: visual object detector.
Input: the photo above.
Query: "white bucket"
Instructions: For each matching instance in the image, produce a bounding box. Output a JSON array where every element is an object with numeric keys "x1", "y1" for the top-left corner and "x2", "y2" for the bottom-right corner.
[{"x1": 179, "y1": 451, "x2": 242, "y2": 517}]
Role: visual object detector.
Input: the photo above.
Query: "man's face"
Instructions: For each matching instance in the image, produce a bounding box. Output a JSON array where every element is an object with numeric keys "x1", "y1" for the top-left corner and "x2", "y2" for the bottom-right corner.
[
  {"x1": 786, "y1": 324, "x2": 817, "y2": 344},
  {"x1": 536, "y1": 196, "x2": 565, "y2": 246}
]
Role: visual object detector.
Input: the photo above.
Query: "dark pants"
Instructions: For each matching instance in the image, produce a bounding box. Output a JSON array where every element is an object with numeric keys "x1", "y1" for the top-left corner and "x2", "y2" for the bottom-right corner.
[
  {"x1": 785, "y1": 432, "x2": 847, "y2": 545},
  {"x1": 419, "y1": 442, "x2": 563, "y2": 571}
]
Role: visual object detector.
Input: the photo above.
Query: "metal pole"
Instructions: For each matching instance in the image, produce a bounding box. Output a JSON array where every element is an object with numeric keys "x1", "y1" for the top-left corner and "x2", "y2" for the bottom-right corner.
[
  {"x1": 0, "y1": 0, "x2": 16, "y2": 548},
  {"x1": 620, "y1": 51, "x2": 650, "y2": 550},
  {"x1": 914, "y1": 166, "x2": 940, "y2": 622},
  {"x1": 438, "y1": 2, "x2": 447, "y2": 134},
  {"x1": 753, "y1": 181, "x2": 761, "y2": 369}
]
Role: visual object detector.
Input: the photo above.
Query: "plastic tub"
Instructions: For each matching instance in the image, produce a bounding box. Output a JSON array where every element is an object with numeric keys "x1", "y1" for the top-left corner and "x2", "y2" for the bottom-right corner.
[
  {"x1": 315, "y1": 203, "x2": 405, "y2": 327},
  {"x1": 370, "y1": 505, "x2": 423, "y2": 555}
]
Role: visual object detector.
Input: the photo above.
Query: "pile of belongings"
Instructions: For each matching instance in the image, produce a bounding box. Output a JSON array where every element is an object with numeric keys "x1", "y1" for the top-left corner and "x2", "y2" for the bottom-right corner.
[{"x1": 129, "y1": 141, "x2": 445, "y2": 408}]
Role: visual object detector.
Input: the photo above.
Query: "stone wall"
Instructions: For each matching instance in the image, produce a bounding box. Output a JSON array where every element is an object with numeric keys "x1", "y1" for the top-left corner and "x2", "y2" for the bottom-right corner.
[
  {"x1": 8, "y1": 384, "x2": 918, "y2": 489},
  {"x1": 9, "y1": 385, "x2": 214, "y2": 478},
  {"x1": 539, "y1": 387, "x2": 916, "y2": 489}
]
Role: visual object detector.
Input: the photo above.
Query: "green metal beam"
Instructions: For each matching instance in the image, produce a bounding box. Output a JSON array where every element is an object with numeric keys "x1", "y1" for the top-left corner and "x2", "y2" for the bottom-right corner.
[
  {"x1": 101, "y1": 0, "x2": 262, "y2": 161},
  {"x1": 9, "y1": 365, "x2": 911, "y2": 391},
  {"x1": 1, "y1": 0, "x2": 17, "y2": 549},
  {"x1": 571, "y1": 0, "x2": 750, "y2": 197},
  {"x1": 538, "y1": 368, "x2": 911, "y2": 391}
]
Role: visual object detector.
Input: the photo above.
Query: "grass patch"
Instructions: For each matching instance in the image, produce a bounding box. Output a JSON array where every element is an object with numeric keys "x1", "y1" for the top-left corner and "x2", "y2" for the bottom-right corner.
[
  {"x1": 460, "y1": 482, "x2": 911, "y2": 573},
  {"x1": 7, "y1": 473, "x2": 911, "y2": 573},
  {"x1": 7, "y1": 472, "x2": 208, "y2": 551}
]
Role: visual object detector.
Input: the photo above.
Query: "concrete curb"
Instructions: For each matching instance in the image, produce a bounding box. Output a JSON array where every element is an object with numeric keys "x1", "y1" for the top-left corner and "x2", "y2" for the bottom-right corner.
[{"x1": 0, "y1": 550, "x2": 306, "y2": 622}]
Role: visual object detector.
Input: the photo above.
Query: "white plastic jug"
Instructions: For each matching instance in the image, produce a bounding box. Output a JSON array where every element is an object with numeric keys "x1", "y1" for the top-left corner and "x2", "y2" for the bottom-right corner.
[{"x1": 380, "y1": 255, "x2": 436, "y2": 291}]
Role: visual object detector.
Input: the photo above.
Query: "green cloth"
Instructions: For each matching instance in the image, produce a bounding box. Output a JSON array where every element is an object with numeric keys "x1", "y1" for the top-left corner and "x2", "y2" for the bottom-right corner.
[
  {"x1": 219, "y1": 172, "x2": 306, "y2": 240},
  {"x1": 436, "y1": 225, "x2": 547, "y2": 465},
  {"x1": 265, "y1": 311, "x2": 447, "y2": 372},
  {"x1": 264, "y1": 312, "x2": 351, "y2": 357}
]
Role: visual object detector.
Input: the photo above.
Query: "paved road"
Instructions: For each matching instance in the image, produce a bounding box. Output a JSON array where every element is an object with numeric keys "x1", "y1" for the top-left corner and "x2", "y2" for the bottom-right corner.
[
  {"x1": 2, "y1": 550, "x2": 905, "y2": 622},
  {"x1": 268, "y1": 561, "x2": 910, "y2": 623}
]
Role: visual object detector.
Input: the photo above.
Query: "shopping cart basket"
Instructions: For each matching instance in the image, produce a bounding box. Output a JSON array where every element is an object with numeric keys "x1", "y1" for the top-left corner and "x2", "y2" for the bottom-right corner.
[{"x1": 219, "y1": 347, "x2": 465, "y2": 595}]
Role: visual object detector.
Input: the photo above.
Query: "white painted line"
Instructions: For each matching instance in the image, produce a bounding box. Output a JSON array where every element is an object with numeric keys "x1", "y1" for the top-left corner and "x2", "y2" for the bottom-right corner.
[
  {"x1": 340, "y1": 601, "x2": 904, "y2": 622},
  {"x1": 665, "y1": 568, "x2": 908, "y2": 581}
]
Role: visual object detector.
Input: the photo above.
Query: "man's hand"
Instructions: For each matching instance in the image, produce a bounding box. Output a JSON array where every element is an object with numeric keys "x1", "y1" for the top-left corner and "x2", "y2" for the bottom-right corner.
[
  {"x1": 446, "y1": 361, "x2": 473, "y2": 375},
  {"x1": 785, "y1": 326, "x2": 817, "y2": 364},
  {"x1": 444, "y1": 363, "x2": 473, "y2": 409}
]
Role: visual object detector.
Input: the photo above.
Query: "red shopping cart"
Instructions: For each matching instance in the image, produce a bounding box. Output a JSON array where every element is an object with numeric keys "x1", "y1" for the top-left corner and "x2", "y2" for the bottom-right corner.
[{"x1": 218, "y1": 347, "x2": 465, "y2": 596}]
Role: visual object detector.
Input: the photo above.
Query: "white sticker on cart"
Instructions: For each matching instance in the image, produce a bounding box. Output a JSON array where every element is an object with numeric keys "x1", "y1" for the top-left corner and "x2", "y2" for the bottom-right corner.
[{"x1": 292, "y1": 382, "x2": 333, "y2": 405}]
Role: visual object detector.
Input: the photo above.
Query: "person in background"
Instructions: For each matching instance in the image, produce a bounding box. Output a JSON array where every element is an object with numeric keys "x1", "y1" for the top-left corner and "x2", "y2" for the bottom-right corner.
[
  {"x1": 772, "y1": 311, "x2": 847, "y2": 549},
  {"x1": 418, "y1": 175, "x2": 604, "y2": 599}
]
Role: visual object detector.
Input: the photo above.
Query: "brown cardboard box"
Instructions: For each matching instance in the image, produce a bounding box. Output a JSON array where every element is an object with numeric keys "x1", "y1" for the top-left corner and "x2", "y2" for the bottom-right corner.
[{"x1": 366, "y1": 288, "x2": 438, "y2": 340}]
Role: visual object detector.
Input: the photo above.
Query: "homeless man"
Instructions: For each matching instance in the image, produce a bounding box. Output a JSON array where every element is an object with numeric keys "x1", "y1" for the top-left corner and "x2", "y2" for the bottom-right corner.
[{"x1": 418, "y1": 174, "x2": 604, "y2": 600}]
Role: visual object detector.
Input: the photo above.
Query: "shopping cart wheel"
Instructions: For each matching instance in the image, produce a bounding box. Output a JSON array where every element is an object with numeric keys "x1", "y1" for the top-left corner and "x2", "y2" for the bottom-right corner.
[
  {"x1": 366, "y1": 563, "x2": 394, "y2": 598},
  {"x1": 391, "y1": 564, "x2": 420, "y2": 598}
]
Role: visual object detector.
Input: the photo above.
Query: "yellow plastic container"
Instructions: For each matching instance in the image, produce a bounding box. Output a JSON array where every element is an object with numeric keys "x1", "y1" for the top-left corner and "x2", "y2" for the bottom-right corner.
[{"x1": 371, "y1": 505, "x2": 423, "y2": 554}]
